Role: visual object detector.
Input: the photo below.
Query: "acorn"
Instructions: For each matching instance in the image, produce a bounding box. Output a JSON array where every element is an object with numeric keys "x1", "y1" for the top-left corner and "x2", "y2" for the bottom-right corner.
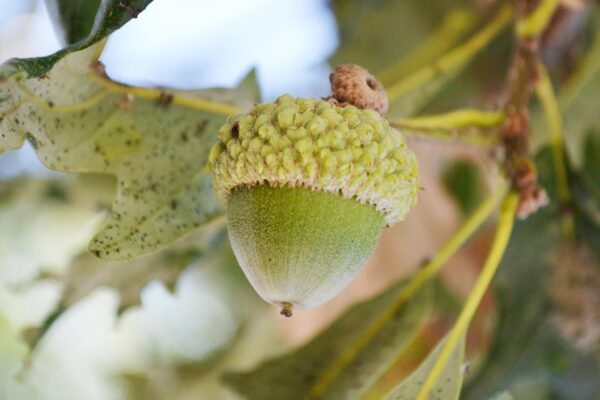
[{"x1": 209, "y1": 65, "x2": 418, "y2": 316}]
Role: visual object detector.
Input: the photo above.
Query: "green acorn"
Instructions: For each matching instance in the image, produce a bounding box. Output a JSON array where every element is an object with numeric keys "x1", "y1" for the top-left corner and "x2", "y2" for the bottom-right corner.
[{"x1": 209, "y1": 66, "x2": 418, "y2": 316}]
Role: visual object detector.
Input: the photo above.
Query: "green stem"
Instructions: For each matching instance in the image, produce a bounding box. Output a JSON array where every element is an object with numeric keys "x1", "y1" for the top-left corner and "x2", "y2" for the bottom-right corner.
[
  {"x1": 415, "y1": 191, "x2": 519, "y2": 400},
  {"x1": 393, "y1": 109, "x2": 505, "y2": 130},
  {"x1": 391, "y1": 109, "x2": 504, "y2": 146}
]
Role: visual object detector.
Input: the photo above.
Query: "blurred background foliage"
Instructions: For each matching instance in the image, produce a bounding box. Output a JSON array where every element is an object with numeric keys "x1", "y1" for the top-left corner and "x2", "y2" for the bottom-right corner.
[{"x1": 0, "y1": 0, "x2": 599, "y2": 399}]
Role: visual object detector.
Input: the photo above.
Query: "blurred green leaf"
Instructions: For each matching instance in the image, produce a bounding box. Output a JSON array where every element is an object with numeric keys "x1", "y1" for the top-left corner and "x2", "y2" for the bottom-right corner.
[
  {"x1": 442, "y1": 159, "x2": 486, "y2": 216},
  {"x1": 531, "y1": 14, "x2": 600, "y2": 165},
  {"x1": 0, "y1": 45, "x2": 257, "y2": 260},
  {"x1": 488, "y1": 391, "x2": 514, "y2": 400},
  {"x1": 331, "y1": 0, "x2": 469, "y2": 75},
  {"x1": 45, "y1": 0, "x2": 103, "y2": 44},
  {"x1": 224, "y1": 280, "x2": 433, "y2": 400},
  {"x1": 24, "y1": 221, "x2": 232, "y2": 350},
  {"x1": 382, "y1": 331, "x2": 466, "y2": 400},
  {"x1": 572, "y1": 134, "x2": 600, "y2": 263},
  {"x1": 0, "y1": 176, "x2": 110, "y2": 286},
  {"x1": 463, "y1": 148, "x2": 600, "y2": 399},
  {"x1": 0, "y1": 314, "x2": 28, "y2": 400},
  {"x1": 331, "y1": 0, "x2": 510, "y2": 117},
  {"x1": 0, "y1": 0, "x2": 153, "y2": 79}
]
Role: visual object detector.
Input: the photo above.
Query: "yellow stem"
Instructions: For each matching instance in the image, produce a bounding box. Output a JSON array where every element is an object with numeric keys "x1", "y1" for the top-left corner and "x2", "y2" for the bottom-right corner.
[
  {"x1": 378, "y1": 9, "x2": 477, "y2": 86},
  {"x1": 391, "y1": 109, "x2": 504, "y2": 147},
  {"x1": 535, "y1": 63, "x2": 574, "y2": 238},
  {"x1": 386, "y1": 4, "x2": 512, "y2": 102},
  {"x1": 305, "y1": 186, "x2": 506, "y2": 399},
  {"x1": 91, "y1": 38, "x2": 108, "y2": 62},
  {"x1": 416, "y1": 192, "x2": 519, "y2": 400},
  {"x1": 89, "y1": 68, "x2": 243, "y2": 116},
  {"x1": 15, "y1": 81, "x2": 111, "y2": 113},
  {"x1": 393, "y1": 109, "x2": 505, "y2": 130},
  {"x1": 516, "y1": 0, "x2": 560, "y2": 38}
]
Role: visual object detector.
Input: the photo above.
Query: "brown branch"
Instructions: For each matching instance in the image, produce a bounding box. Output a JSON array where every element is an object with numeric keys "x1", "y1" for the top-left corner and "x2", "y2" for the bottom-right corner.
[{"x1": 501, "y1": 0, "x2": 550, "y2": 219}]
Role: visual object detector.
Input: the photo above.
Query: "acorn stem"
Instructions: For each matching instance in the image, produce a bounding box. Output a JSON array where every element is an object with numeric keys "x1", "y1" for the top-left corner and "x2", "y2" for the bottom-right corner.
[{"x1": 280, "y1": 302, "x2": 294, "y2": 318}]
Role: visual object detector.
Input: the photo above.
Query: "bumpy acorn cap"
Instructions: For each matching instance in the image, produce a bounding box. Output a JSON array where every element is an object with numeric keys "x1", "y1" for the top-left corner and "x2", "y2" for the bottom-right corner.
[{"x1": 209, "y1": 94, "x2": 418, "y2": 314}]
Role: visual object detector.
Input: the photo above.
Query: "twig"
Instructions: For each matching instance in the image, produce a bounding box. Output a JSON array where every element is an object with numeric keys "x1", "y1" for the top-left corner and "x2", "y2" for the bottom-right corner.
[{"x1": 500, "y1": 0, "x2": 557, "y2": 219}]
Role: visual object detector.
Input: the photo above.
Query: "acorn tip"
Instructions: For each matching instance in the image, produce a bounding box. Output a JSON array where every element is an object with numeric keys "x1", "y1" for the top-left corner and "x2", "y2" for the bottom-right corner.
[{"x1": 280, "y1": 302, "x2": 293, "y2": 318}]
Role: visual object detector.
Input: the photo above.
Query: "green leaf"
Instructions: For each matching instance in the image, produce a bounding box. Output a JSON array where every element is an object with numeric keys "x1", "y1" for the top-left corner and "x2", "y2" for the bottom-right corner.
[
  {"x1": 224, "y1": 279, "x2": 433, "y2": 400},
  {"x1": 45, "y1": 0, "x2": 103, "y2": 44},
  {"x1": 0, "y1": 45, "x2": 256, "y2": 260},
  {"x1": 331, "y1": 1, "x2": 510, "y2": 117},
  {"x1": 331, "y1": 0, "x2": 470, "y2": 75},
  {"x1": 488, "y1": 392, "x2": 514, "y2": 400},
  {"x1": 382, "y1": 331, "x2": 466, "y2": 400},
  {"x1": 463, "y1": 148, "x2": 600, "y2": 399},
  {"x1": 23, "y1": 222, "x2": 235, "y2": 351},
  {"x1": 531, "y1": 14, "x2": 600, "y2": 165},
  {"x1": 1, "y1": 0, "x2": 154, "y2": 79},
  {"x1": 442, "y1": 159, "x2": 486, "y2": 216},
  {"x1": 0, "y1": 176, "x2": 109, "y2": 285}
]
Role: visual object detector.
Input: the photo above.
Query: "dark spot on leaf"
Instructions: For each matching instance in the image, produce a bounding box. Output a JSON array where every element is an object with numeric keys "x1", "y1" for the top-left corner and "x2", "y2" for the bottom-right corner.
[{"x1": 170, "y1": 199, "x2": 178, "y2": 210}]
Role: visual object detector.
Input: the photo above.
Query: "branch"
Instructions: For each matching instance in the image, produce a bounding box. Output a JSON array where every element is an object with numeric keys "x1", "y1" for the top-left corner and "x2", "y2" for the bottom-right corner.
[{"x1": 500, "y1": 0, "x2": 558, "y2": 219}]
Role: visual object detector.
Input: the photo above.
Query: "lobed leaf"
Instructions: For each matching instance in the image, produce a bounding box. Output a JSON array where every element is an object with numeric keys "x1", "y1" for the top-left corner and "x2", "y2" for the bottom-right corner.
[
  {"x1": 0, "y1": 45, "x2": 257, "y2": 260},
  {"x1": 224, "y1": 280, "x2": 433, "y2": 400}
]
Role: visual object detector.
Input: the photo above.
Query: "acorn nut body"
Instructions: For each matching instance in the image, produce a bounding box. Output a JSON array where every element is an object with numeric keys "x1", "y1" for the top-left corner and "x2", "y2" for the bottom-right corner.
[{"x1": 209, "y1": 95, "x2": 418, "y2": 315}]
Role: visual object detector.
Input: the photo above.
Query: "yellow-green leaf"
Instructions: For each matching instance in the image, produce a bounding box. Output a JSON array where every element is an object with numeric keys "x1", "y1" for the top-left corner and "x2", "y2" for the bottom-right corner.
[
  {"x1": 383, "y1": 331, "x2": 466, "y2": 400},
  {"x1": 0, "y1": 44, "x2": 256, "y2": 261},
  {"x1": 224, "y1": 279, "x2": 433, "y2": 400}
]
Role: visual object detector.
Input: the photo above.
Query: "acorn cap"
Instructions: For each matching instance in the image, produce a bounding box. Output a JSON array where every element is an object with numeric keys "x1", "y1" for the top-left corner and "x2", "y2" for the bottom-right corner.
[{"x1": 210, "y1": 95, "x2": 418, "y2": 312}]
